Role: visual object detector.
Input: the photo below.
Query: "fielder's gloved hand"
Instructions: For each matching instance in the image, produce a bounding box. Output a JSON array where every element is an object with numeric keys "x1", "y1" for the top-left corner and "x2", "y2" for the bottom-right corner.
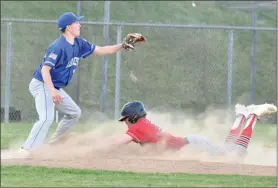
[{"x1": 122, "y1": 33, "x2": 146, "y2": 51}]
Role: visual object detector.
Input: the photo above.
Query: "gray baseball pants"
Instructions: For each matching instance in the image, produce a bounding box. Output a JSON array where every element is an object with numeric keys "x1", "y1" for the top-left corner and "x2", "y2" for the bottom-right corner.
[
  {"x1": 186, "y1": 116, "x2": 248, "y2": 157},
  {"x1": 186, "y1": 135, "x2": 246, "y2": 156},
  {"x1": 21, "y1": 78, "x2": 81, "y2": 151}
]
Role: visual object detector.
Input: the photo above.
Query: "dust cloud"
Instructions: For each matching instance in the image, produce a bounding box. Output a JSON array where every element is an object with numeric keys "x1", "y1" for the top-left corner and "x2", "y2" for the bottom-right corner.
[{"x1": 18, "y1": 106, "x2": 275, "y2": 168}]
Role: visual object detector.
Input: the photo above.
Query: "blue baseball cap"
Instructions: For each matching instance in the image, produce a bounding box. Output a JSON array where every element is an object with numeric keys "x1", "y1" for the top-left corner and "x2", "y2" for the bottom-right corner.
[{"x1": 57, "y1": 12, "x2": 84, "y2": 30}]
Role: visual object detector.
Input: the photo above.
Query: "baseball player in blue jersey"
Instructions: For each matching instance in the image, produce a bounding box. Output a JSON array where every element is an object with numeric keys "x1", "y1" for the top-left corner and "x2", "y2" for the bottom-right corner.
[{"x1": 19, "y1": 12, "x2": 146, "y2": 154}]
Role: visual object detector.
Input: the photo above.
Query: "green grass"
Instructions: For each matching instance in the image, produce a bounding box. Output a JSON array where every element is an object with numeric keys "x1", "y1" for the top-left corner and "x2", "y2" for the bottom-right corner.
[
  {"x1": 1, "y1": 122, "x2": 276, "y2": 187},
  {"x1": 1, "y1": 122, "x2": 276, "y2": 149},
  {"x1": 0, "y1": 1, "x2": 277, "y2": 123},
  {"x1": 1, "y1": 165, "x2": 276, "y2": 187},
  {"x1": 0, "y1": 122, "x2": 92, "y2": 149}
]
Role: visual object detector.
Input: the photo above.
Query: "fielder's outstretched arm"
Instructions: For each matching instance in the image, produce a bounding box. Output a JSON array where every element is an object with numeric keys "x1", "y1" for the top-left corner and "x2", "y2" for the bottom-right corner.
[{"x1": 93, "y1": 44, "x2": 123, "y2": 56}]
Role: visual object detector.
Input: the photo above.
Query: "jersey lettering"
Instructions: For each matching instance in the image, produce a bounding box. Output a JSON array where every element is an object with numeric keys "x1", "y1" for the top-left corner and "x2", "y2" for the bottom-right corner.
[{"x1": 66, "y1": 57, "x2": 80, "y2": 68}]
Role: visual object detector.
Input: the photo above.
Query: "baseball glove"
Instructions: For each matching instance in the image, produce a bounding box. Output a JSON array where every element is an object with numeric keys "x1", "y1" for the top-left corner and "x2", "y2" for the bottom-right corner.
[{"x1": 122, "y1": 33, "x2": 146, "y2": 51}]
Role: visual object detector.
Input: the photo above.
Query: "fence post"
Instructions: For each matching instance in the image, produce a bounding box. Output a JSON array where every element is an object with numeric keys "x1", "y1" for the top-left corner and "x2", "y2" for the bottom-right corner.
[
  {"x1": 100, "y1": 0, "x2": 111, "y2": 113},
  {"x1": 76, "y1": 0, "x2": 82, "y2": 106},
  {"x1": 227, "y1": 30, "x2": 234, "y2": 112},
  {"x1": 114, "y1": 25, "x2": 123, "y2": 119},
  {"x1": 250, "y1": 5, "x2": 257, "y2": 104},
  {"x1": 4, "y1": 22, "x2": 12, "y2": 123}
]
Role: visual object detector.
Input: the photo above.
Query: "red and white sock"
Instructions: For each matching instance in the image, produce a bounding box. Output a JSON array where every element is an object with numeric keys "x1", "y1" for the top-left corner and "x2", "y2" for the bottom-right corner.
[
  {"x1": 234, "y1": 114, "x2": 258, "y2": 149},
  {"x1": 224, "y1": 115, "x2": 246, "y2": 144}
]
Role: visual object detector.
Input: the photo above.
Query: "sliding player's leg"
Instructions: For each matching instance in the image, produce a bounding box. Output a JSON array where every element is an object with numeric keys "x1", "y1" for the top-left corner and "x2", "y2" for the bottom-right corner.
[
  {"x1": 186, "y1": 103, "x2": 277, "y2": 158},
  {"x1": 224, "y1": 104, "x2": 247, "y2": 145},
  {"x1": 186, "y1": 134, "x2": 228, "y2": 156},
  {"x1": 232, "y1": 103, "x2": 277, "y2": 156},
  {"x1": 186, "y1": 104, "x2": 249, "y2": 156}
]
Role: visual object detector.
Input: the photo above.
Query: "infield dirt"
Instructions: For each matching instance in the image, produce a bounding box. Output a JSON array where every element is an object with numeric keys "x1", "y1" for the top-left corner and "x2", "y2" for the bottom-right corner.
[{"x1": 1, "y1": 110, "x2": 277, "y2": 176}]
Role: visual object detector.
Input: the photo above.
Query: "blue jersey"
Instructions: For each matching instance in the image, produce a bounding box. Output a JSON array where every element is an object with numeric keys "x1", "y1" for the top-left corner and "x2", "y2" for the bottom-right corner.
[{"x1": 33, "y1": 35, "x2": 96, "y2": 89}]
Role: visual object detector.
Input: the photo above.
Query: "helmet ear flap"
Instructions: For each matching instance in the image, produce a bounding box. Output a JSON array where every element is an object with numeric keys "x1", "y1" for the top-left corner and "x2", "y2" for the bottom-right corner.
[{"x1": 128, "y1": 114, "x2": 138, "y2": 124}]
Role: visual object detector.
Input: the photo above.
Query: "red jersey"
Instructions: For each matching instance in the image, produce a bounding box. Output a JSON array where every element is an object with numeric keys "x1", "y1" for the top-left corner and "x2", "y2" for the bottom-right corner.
[{"x1": 126, "y1": 118, "x2": 185, "y2": 149}]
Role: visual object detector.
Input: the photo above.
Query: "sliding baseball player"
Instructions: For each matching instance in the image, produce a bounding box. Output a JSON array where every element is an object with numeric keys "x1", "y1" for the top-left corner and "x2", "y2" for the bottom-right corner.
[{"x1": 113, "y1": 101, "x2": 277, "y2": 157}]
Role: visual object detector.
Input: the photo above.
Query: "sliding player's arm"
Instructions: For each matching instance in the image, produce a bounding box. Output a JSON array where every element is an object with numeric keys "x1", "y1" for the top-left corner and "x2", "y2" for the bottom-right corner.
[
  {"x1": 109, "y1": 126, "x2": 142, "y2": 149},
  {"x1": 115, "y1": 134, "x2": 134, "y2": 146}
]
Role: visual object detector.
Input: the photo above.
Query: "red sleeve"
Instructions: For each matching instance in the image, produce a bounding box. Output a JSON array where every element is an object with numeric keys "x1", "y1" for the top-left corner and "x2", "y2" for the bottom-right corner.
[{"x1": 126, "y1": 125, "x2": 142, "y2": 143}]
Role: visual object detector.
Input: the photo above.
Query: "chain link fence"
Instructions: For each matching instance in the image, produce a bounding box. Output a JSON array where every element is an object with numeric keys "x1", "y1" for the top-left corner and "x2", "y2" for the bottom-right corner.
[
  {"x1": 119, "y1": 26, "x2": 277, "y2": 118},
  {"x1": 0, "y1": 19, "x2": 277, "y2": 124}
]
